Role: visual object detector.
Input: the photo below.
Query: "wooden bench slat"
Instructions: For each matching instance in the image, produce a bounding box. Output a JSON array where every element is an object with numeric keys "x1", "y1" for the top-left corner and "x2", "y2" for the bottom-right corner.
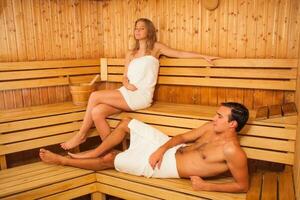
[
  {"x1": 255, "y1": 106, "x2": 269, "y2": 120},
  {"x1": 240, "y1": 125, "x2": 296, "y2": 140},
  {"x1": 108, "y1": 66, "x2": 297, "y2": 79},
  {"x1": 97, "y1": 177, "x2": 204, "y2": 200},
  {"x1": 239, "y1": 136, "x2": 295, "y2": 152},
  {"x1": 261, "y1": 172, "x2": 278, "y2": 200},
  {"x1": 0, "y1": 75, "x2": 100, "y2": 91},
  {"x1": 96, "y1": 183, "x2": 159, "y2": 200},
  {"x1": 41, "y1": 183, "x2": 97, "y2": 200},
  {"x1": 269, "y1": 105, "x2": 283, "y2": 118},
  {"x1": 106, "y1": 58, "x2": 298, "y2": 68},
  {"x1": 0, "y1": 59, "x2": 100, "y2": 71},
  {"x1": 0, "y1": 122, "x2": 81, "y2": 144},
  {"x1": 159, "y1": 58, "x2": 298, "y2": 68},
  {"x1": 107, "y1": 75, "x2": 297, "y2": 90},
  {"x1": 0, "y1": 162, "x2": 59, "y2": 178},
  {"x1": 97, "y1": 171, "x2": 246, "y2": 200},
  {"x1": 0, "y1": 165, "x2": 71, "y2": 184},
  {"x1": 0, "y1": 111, "x2": 85, "y2": 133},
  {"x1": 282, "y1": 102, "x2": 297, "y2": 116},
  {"x1": 278, "y1": 166, "x2": 295, "y2": 200},
  {"x1": 246, "y1": 173, "x2": 262, "y2": 200},
  {"x1": 243, "y1": 148, "x2": 294, "y2": 165},
  {"x1": 0, "y1": 102, "x2": 85, "y2": 123},
  {"x1": 4, "y1": 174, "x2": 96, "y2": 200},
  {"x1": 0, "y1": 167, "x2": 93, "y2": 198},
  {"x1": 0, "y1": 67, "x2": 99, "y2": 81},
  {"x1": 0, "y1": 129, "x2": 98, "y2": 155},
  {"x1": 0, "y1": 166, "x2": 81, "y2": 189}
]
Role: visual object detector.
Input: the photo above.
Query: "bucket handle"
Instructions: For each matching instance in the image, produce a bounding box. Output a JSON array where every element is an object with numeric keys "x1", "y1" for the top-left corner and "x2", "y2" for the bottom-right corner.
[
  {"x1": 89, "y1": 75, "x2": 100, "y2": 85},
  {"x1": 67, "y1": 75, "x2": 71, "y2": 85}
]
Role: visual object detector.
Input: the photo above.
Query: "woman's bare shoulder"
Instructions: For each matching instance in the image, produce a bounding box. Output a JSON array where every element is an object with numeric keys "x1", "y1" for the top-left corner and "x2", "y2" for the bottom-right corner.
[{"x1": 154, "y1": 41, "x2": 166, "y2": 49}]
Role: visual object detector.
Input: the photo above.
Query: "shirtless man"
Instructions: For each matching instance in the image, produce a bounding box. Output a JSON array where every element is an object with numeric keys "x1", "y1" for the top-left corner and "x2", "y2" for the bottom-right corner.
[{"x1": 40, "y1": 102, "x2": 249, "y2": 193}]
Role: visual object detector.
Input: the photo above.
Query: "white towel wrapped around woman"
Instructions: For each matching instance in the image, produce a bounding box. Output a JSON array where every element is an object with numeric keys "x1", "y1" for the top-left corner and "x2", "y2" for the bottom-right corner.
[{"x1": 118, "y1": 55, "x2": 159, "y2": 110}]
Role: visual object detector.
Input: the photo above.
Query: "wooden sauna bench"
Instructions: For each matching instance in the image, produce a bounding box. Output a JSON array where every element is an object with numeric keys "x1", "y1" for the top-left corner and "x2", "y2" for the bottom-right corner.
[
  {"x1": 0, "y1": 59, "x2": 102, "y2": 199},
  {"x1": 0, "y1": 58, "x2": 298, "y2": 199}
]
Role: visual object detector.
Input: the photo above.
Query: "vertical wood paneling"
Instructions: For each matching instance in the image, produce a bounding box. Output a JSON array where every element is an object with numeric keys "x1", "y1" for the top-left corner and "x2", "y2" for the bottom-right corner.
[
  {"x1": 255, "y1": 0, "x2": 268, "y2": 58},
  {"x1": 0, "y1": 0, "x2": 298, "y2": 60},
  {"x1": 0, "y1": 0, "x2": 299, "y2": 110},
  {"x1": 218, "y1": 0, "x2": 228, "y2": 57},
  {"x1": 294, "y1": 37, "x2": 300, "y2": 200}
]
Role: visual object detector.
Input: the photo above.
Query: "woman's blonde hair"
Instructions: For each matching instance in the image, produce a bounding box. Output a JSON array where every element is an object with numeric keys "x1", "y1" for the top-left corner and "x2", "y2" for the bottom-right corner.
[{"x1": 132, "y1": 18, "x2": 157, "y2": 55}]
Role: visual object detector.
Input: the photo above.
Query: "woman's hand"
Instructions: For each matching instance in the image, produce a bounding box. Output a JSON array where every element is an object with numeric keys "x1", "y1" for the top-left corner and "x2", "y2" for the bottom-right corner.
[
  {"x1": 123, "y1": 76, "x2": 137, "y2": 91},
  {"x1": 202, "y1": 55, "x2": 220, "y2": 65},
  {"x1": 149, "y1": 148, "x2": 165, "y2": 169}
]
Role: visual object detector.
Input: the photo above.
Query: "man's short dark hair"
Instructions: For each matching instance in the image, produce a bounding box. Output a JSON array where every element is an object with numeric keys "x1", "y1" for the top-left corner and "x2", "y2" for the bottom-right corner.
[{"x1": 221, "y1": 102, "x2": 249, "y2": 132}]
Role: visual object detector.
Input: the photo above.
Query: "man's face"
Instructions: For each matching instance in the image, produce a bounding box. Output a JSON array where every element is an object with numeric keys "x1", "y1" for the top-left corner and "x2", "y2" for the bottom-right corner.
[{"x1": 212, "y1": 106, "x2": 235, "y2": 133}]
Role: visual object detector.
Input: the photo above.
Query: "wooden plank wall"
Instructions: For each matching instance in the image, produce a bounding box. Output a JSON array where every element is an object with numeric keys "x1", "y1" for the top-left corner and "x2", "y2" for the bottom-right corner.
[
  {"x1": 0, "y1": 0, "x2": 299, "y2": 110},
  {"x1": 294, "y1": 38, "x2": 300, "y2": 200}
]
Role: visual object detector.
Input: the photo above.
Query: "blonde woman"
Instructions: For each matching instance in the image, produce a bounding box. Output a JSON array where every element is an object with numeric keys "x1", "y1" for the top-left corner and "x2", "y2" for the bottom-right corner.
[{"x1": 61, "y1": 18, "x2": 218, "y2": 150}]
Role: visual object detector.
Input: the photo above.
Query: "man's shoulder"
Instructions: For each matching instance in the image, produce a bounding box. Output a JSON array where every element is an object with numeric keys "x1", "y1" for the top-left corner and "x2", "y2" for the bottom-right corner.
[
  {"x1": 194, "y1": 122, "x2": 214, "y2": 135},
  {"x1": 223, "y1": 140, "x2": 246, "y2": 160}
]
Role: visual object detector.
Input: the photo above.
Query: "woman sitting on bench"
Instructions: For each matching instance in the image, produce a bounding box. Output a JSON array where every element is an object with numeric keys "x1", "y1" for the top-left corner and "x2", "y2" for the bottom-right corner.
[
  {"x1": 61, "y1": 18, "x2": 218, "y2": 150},
  {"x1": 42, "y1": 102, "x2": 249, "y2": 193}
]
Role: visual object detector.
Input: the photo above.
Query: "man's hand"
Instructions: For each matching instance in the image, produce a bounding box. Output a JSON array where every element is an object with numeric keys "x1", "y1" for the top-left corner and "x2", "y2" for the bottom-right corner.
[
  {"x1": 149, "y1": 148, "x2": 165, "y2": 169},
  {"x1": 190, "y1": 176, "x2": 209, "y2": 191}
]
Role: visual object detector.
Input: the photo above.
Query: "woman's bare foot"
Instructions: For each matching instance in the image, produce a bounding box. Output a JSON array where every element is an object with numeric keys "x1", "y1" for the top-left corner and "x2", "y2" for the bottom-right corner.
[
  {"x1": 39, "y1": 149, "x2": 66, "y2": 165},
  {"x1": 60, "y1": 132, "x2": 86, "y2": 150}
]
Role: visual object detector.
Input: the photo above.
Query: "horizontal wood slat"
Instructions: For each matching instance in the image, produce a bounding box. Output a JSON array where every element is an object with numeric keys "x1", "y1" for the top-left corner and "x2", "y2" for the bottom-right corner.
[
  {"x1": 0, "y1": 111, "x2": 85, "y2": 133},
  {"x1": 106, "y1": 58, "x2": 298, "y2": 68},
  {"x1": 0, "y1": 75, "x2": 100, "y2": 91},
  {"x1": 0, "y1": 129, "x2": 98, "y2": 155},
  {"x1": 97, "y1": 171, "x2": 245, "y2": 200},
  {"x1": 243, "y1": 148, "x2": 294, "y2": 165},
  {"x1": 106, "y1": 75, "x2": 296, "y2": 91},
  {"x1": 3, "y1": 175, "x2": 96, "y2": 200},
  {"x1": 108, "y1": 66, "x2": 297, "y2": 79},
  {"x1": 0, "y1": 102, "x2": 85, "y2": 123},
  {"x1": 0, "y1": 59, "x2": 100, "y2": 71},
  {"x1": 0, "y1": 67, "x2": 99, "y2": 81}
]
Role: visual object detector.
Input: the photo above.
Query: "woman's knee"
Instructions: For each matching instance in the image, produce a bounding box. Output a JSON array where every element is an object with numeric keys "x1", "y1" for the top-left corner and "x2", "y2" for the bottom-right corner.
[
  {"x1": 91, "y1": 105, "x2": 107, "y2": 120},
  {"x1": 88, "y1": 91, "x2": 102, "y2": 105}
]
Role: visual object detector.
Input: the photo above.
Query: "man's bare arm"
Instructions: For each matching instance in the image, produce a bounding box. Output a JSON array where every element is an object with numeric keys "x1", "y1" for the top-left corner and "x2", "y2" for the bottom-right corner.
[
  {"x1": 149, "y1": 122, "x2": 211, "y2": 169},
  {"x1": 190, "y1": 143, "x2": 249, "y2": 192}
]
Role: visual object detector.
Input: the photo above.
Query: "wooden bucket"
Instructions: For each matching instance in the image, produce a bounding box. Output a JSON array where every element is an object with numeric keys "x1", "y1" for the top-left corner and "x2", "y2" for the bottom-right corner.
[{"x1": 70, "y1": 84, "x2": 96, "y2": 106}]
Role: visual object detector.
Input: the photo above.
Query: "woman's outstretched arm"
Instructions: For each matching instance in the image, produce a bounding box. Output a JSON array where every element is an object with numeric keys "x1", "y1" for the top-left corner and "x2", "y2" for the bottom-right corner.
[{"x1": 155, "y1": 42, "x2": 219, "y2": 65}]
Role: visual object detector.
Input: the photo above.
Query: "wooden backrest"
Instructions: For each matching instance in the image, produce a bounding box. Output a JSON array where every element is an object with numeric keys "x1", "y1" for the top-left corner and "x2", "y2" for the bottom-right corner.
[
  {"x1": 100, "y1": 58, "x2": 298, "y2": 91},
  {"x1": 0, "y1": 59, "x2": 101, "y2": 91}
]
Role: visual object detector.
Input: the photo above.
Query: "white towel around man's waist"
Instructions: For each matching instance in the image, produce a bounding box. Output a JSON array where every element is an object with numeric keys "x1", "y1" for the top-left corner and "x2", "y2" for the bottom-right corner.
[{"x1": 114, "y1": 119, "x2": 182, "y2": 178}]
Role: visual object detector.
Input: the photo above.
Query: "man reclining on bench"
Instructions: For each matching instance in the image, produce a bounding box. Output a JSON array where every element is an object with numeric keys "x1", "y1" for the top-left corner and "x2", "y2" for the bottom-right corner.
[{"x1": 40, "y1": 102, "x2": 249, "y2": 192}]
